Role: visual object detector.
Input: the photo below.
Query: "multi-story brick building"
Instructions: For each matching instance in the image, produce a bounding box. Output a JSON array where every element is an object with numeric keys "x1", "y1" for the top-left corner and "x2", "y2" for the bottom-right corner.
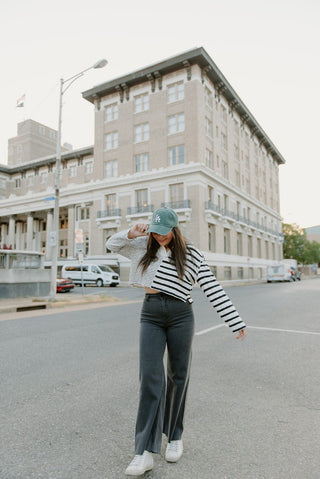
[{"x1": 0, "y1": 47, "x2": 285, "y2": 282}]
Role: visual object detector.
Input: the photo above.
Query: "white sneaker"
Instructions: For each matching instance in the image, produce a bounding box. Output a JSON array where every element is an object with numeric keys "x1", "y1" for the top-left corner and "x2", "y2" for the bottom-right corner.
[
  {"x1": 125, "y1": 451, "x2": 154, "y2": 476},
  {"x1": 165, "y1": 439, "x2": 183, "y2": 463}
]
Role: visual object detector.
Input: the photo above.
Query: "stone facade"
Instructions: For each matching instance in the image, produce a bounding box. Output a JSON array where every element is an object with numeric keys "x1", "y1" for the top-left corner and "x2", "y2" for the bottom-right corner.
[{"x1": 0, "y1": 47, "x2": 285, "y2": 282}]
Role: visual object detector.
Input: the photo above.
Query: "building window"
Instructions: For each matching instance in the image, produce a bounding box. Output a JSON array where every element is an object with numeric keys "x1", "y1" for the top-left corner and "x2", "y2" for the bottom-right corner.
[
  {"x1": 80, "y1": 207, "x2": 90, "y2": 221},
  {"x1": 15, "y1": 178, "x2": 21, "y2": 188},
  {"x1": 39, "y1": 126, "x2": 45, "y2": 135},
  {"x1": 208, "y1": 224, "x2": 216, "y2": 251},
  {"x1": 237, "y1": 267, "x2": 244, "y2": 279},
  {"x1": 84, "y1": 161, "x2": 93, "y2": 174},
  {"x1": 134, "y1": 123, "x2": 149, "y2": 143},
  {"x1": 237, "y1": 233, "x2": 243, "y2": 256},
  {"x1": 257, "y1": 238, "x2": 262, "y2": 258},
  {"x1": 135, "y1": 189, "x2": 148, "y2": 208},
  {"x1": 135, "y1": 153, "x2": 149, "y2": 172},
  {"x1": 169, "y1": 145, "x2": 185, "y2": 165},
  {"x1": 205, "y1": 149, "x2": 213, "y2": 169},
  {"x1": 265, "y1": 240, "x2": 269, "y2": 259},
  {"x1": 224, "y1": 228, "x2": 230, "y2": 254},
  {"x1": 105, "y1": 193, "x2": 117, "y2": 213},
  {"x1": 49, "y1": 130, "x2": 56, "y2": 140},
  {"x1": 168, "y1": 113, "x2": 185, "y2": 135},
  {"x1": 222, "y1": 160, "x2": 228, "y2": 179},
  {"x1": 59, "y1": 239, "x2": 68, "y2": 258},
  {"x1": 224, "y1": 266, "x2": 232, "y2": 280},
  {"x1": 104, "y1": 160, "x2": 118, "y2": 178},
  {"x1": 27, "y1": 175, "x2": 34, "y2": 186},
  {"x1": 168, "y1": 82, "x2": 184, "y2": 103},
  {"x1": 205, "y1": 117, "x2": 213, "y2": 137},
  {"x1": 134, "y1": 93, "x2": 149, "y2": 113},
  {"x1": 208, "y1": 185, "x2": 214, "y2": 202},
  {"x1": 221, "y1": 131, "x2": 228, "y2": 150},
  {"x1": 60, "y1": 218, "x2": 69, "y2": 229},
  {"x1": 41, "y1": 172, "x2": 48, "y2": 184},
  {"x1": 221, "y1": 105, "x2": 227, "y2": 123},
  {"x1": 105, "y1": 132, "x2": 118, "y2": 150},
  {"x1": 69, "y1": 164, "x2": 77, "y2": 178},
  {"x1": 105, "y1": 103, "x2": 118, "y2": 122},
  {"x1": 235, "y1": 170, "x2": 240, "y2": 187},
  {"x1": 205, "y1": 87, "x2": 213, "y2": 108},
  {"x1": 248, "y1": 236, "x2": 253, "y2": 257},
  {"x1": 169, "y1": 183, "x2": 184, "y2": 203}
]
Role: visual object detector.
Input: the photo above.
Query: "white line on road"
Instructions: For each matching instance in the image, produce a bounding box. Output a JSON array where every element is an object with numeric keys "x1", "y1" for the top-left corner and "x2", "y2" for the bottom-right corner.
[
  {"x1": 195, "y1": 324, "x2": 225, "y2": 335},
  {"x1": 195, "y1": 324, "x2": 320, "y2": 336},
  {"x1": 248, "y1": 326, "x2": 320, "y2": 336}
]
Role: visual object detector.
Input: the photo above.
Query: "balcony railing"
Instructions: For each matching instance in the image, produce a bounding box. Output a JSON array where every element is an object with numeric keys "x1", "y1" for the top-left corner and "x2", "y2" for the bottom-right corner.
[
  {"x1": 161, "y1": 199, "x2": 191, "y2": 209},
  {"x1": 97, "y1": 208, "x2": 121, "y2": 218},
  {"x1": 205, "y1": 202, "x2": 279, "y2": 236},
  {"x1": 127, "y1": 204, "x2": 154, "y2": 215}
]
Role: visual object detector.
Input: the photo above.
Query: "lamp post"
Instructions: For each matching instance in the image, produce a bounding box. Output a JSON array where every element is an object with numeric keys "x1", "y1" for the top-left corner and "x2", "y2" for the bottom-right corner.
[{"x1": 49, "y1": 59, "x2": 108, "y2": 300}]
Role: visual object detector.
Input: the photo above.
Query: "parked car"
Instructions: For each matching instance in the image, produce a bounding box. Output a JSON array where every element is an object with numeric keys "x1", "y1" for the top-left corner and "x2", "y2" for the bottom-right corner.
[
  {"x1": 56, "y1": 278, "x2": 74, "y2": 293},
  {"x1": 290, "y1": 267, "x2": 301, "y2": 281},
  {"x1": 267, "y1": 264, "x2": 293, "y2": 282},
  {"x1": 61, "y1": 263, "x2": 119, "y2": 287}
]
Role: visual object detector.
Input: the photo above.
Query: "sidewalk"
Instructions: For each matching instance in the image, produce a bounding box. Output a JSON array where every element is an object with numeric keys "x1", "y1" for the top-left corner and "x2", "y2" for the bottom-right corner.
[{"x1": 0, "y1": 292, "x2": 120, "y2": 315}]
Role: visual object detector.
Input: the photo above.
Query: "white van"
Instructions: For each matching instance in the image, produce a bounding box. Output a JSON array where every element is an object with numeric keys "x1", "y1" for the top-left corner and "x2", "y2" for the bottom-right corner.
[
  {"x1": 267, "y1": 264, "x2": 293, "y2": 283},
  {"x1": 61, "y1": 263, "x2": 119, "y2": 287}
]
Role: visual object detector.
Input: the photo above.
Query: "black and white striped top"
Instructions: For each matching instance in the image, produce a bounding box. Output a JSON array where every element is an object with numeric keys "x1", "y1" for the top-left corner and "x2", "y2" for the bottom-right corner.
[{"x1": 106, "y1": 230, "x2": 246, "y2": 333}]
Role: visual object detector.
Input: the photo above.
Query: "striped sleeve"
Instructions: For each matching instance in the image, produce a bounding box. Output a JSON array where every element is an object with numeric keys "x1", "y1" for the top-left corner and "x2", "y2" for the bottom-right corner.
[{"x1": 197, "y1": 261, "x2": 246, "y2": 333}]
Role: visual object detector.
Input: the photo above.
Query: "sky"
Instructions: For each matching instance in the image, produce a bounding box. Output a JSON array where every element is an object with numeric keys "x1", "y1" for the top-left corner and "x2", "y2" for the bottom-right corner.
[{"x1": 0, "y1": 0, "x2": 319, "y2": 229}]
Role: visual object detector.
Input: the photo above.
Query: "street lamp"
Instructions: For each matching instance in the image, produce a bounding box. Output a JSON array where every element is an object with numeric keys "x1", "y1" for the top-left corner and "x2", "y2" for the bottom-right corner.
[{"x1": 49, "y1": 59, "x2": 108, "y2": 300}]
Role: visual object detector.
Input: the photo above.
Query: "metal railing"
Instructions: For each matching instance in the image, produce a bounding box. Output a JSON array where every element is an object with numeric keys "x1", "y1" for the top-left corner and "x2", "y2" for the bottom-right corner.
[
  {"x1": 161, "y1": 200, "x2": 191, "y2": 209},
  {"x1": 127, "y1": 204, "x2": 154, "y2": 215},
  {"x1": 97, "y1": 208, "x2": 121, "y2": 218},
  {"x1": 205, "y1": 202, "x2": 279, "y2": 236}
]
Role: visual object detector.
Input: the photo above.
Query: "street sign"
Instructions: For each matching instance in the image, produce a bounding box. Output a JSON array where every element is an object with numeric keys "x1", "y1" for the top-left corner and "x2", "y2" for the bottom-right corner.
[
  {"x1": 49, "y1": 231, "x2": 57, "y2": 247},
  {"x1": 75, "y1": 242, "x2": 84, "y2": 254},
  {"x1": 75, "y1": 229, "x2": 83, "y2": 243},
  {"x1": 44, "y1": 196, "x2": 55, "y2": 202}
]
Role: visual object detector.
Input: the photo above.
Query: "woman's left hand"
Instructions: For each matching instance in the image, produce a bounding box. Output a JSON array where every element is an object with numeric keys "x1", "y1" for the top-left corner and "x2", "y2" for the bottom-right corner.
[{"x1": 236, "y1": 328, "x2": 247, "y2": 341}]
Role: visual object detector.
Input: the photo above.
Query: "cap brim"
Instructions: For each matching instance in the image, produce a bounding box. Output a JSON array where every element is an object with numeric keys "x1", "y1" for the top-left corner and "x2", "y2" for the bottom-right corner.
[{"x1": 147, "y1": 225, "x2": 172, "y2": 235}]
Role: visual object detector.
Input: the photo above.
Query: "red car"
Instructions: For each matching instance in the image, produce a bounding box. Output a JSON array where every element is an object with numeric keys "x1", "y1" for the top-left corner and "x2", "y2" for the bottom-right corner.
[{"x1": 56, "y1": 278, "x2": 74, "y2": 293}]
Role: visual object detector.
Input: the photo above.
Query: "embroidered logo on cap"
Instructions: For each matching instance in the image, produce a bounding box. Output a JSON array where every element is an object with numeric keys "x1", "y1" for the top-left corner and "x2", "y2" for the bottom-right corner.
[{"x1": 154, "y1": 214, "x2": 161, "y2": 223}]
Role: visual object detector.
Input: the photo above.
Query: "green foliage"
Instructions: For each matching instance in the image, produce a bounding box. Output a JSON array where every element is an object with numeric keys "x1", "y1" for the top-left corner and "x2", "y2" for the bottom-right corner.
[{"x1": 282, "y1": 222, "x2": 320, "y2": 265}]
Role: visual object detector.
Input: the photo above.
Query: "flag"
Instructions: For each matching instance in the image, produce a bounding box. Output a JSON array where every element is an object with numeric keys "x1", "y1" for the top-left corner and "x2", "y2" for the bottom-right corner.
[{"x1": 16, "y1": 94, "x2": 25, "y2": 108}]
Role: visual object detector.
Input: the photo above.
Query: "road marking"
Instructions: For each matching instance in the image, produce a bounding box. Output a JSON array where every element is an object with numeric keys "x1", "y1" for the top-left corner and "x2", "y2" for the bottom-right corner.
[
  {"x1": 195, "y1": 324, "x2": 320, "y2": 337},
  {"x1": 248, "y1": 326, "x2": 320, "y2": 336},
  {"x1": 195, "y1": 324, "x2": 225, "y2": 336}
]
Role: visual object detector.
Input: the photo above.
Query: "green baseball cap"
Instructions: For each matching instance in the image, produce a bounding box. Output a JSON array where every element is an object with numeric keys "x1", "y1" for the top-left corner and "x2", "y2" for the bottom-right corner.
[{"x1": 147, "y1": 207, "x2": 179, "y2": 235}]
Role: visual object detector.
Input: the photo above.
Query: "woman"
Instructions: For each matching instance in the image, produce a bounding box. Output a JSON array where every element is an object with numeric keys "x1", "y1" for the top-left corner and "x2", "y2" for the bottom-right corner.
[{"x1": 106, "y1": 207, "x2": 246, "y2": 476}]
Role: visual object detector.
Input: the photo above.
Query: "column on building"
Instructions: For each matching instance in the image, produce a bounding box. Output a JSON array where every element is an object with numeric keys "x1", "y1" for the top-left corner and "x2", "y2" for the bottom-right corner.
[
  {"x1": 1, "y1": 223, "x2": 8, "y2": 248},
  {"x1": 67, "y1": 205, "x2": 75, "y2": 258},
  {"x1": 26, "y1": 214, "x2": 34, "y2": 251},
  {"x1": 8, "y1": 216, "x2": 15, "y2": 249},
  {"x1": 15, "y1": 221, "x2": 23, "y2": 250},
  {"x1": 33, "y1": 218, "x2": 41, "y2": 251},
  {"x1": 45, "y1": 210, "x2": 53, "y2": 260}
]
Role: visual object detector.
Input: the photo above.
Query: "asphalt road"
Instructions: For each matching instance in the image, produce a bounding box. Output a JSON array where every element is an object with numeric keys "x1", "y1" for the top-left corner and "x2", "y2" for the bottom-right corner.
[{"x1": 1, "y1": 279, "x2": 320, "y2": 479}]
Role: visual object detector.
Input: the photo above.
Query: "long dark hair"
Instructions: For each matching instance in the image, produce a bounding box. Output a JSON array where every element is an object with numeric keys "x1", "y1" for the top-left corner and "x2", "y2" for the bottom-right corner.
[{"x1": 138, "y1": 227, "x2": 187, "y2": 279}]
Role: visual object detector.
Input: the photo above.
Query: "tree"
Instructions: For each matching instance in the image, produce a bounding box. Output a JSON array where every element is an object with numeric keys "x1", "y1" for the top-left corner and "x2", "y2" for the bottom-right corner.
[
  {"x1": 282, "y1": 222, "x2": 320, "y2": 265},
  {"x1": 282, "y1": 223, "x2": 306, "y2": 263},
  {"x1": 303, "y1": 241, "x2": 320, "y2": 265}
]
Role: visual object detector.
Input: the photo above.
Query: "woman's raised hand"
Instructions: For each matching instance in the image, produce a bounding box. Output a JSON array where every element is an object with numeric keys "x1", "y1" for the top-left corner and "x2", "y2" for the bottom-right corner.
[{"x1": 128, "y1": 223, "x2": 149, "y2": 239}]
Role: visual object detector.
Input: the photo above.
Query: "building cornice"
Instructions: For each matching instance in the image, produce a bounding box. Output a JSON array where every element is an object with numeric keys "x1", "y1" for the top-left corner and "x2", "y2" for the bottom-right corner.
[
  {"x1": 0, "y1": 146, "x2": 94, "y2": 175},
  {"x1": 82, "y1": 46, "x2": 285, "y2": 165}
]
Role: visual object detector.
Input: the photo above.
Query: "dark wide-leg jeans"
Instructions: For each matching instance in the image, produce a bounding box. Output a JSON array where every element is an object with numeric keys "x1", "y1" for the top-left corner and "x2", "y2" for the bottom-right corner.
[{"x1": 135, "y1": 292, "x2": 194, "y2": 455}]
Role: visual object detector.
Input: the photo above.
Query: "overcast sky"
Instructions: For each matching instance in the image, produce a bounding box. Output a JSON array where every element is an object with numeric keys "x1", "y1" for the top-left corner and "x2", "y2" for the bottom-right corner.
[{"x1": 1, "y1": 0, "x2": 319, "y2": 228}]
